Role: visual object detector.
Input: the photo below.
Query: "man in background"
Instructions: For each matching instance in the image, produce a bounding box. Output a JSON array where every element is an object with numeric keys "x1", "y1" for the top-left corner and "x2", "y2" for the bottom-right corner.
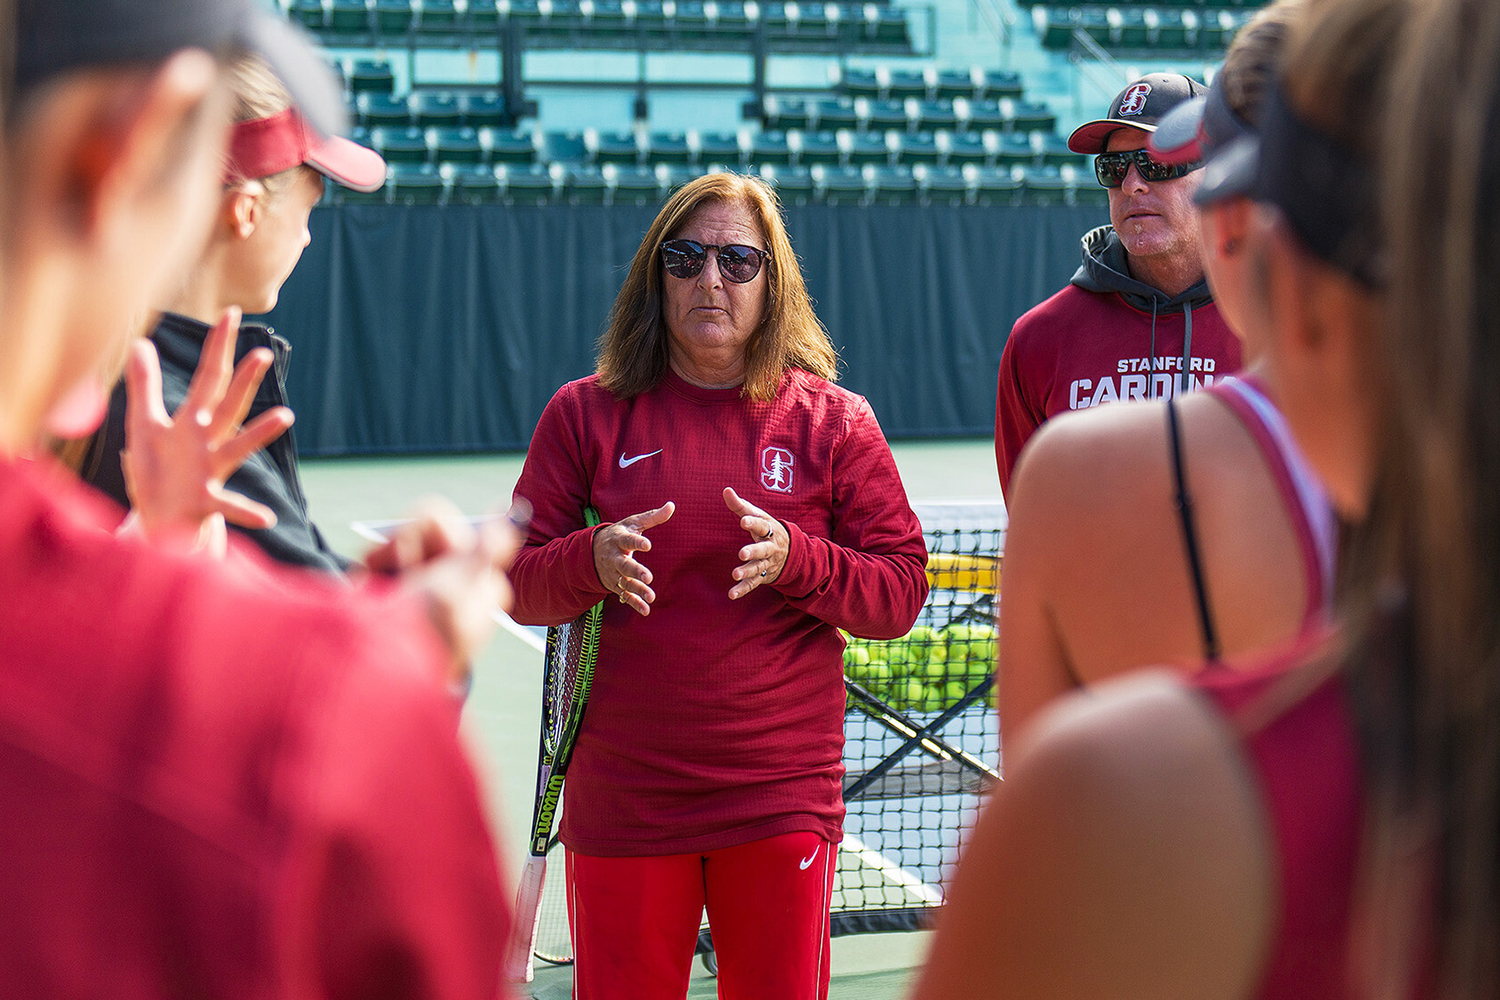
[{"x1": 994, "y1": 73, "x2": 1243, "y2": 499}]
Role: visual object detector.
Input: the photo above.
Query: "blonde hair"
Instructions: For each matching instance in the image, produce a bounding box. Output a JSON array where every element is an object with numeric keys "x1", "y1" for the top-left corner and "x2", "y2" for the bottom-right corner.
[
  {"x1": 222, "y1": 54, "x2": 312, "y2": 195},
  {"x1": 596, "y1": 172, "x2": 837, "y2": 401}
]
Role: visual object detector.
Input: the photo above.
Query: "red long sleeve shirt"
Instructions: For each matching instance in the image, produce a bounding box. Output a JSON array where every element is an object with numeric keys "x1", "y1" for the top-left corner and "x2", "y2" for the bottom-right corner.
[
  {"x1": 510, "y1": 368, "x2": 928, "y2": 855},
  {"x1": 0, "y1": 457, "x2": 510, "y2": 999}
]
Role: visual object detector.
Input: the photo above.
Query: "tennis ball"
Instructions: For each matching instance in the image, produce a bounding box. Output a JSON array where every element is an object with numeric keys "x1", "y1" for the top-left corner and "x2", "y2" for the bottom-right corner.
[
  {"x1": 920, "y1": 684, "x2": 947, "y2": 713},
  {"x1": 885, "y1": 643, "x2": 911, "y2": 668},
  {"x1": 901, "y1": 678, "x2": 927, "y2": 709},
  {"x1": 866, "y1": 662, "x2": 892, "y2": 684},
  {"x1": 946, "y1": 680, "x2": 969, "y2": 704},
  {"x1": 923, "y1": 660, "x2": 949, "y2": 682},
  {"x1": 848, "y1": 646, "x2": 871, "y2": 667}
]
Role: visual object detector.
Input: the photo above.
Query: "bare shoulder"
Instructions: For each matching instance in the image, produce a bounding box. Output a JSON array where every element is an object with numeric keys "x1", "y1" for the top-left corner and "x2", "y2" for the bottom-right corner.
[
  {"x1": 1007, "y1": 401, "x2": 1171, "y2": 521},
  {"x1": 914, "y1": 672, "x2": 1273, "y2": 1000}
]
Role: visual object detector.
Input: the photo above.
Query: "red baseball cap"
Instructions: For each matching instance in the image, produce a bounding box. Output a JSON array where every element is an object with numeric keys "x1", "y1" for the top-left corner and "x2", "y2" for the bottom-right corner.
[
  {"x1": 1067, "y1": 73, "x2": 1208, "y2": 154},
  {"x1": 227, "y1": 109, "x2": 387, "y2": 193}
]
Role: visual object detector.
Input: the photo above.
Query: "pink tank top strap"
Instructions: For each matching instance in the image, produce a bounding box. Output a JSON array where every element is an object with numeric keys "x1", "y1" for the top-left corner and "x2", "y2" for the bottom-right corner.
[
  {"x1": 1205, "y1": 376, "x2": 1338, "y2": 626},
  {"x1": 1193, "y1": 648, "x2": 1361, "y2": 1000}
]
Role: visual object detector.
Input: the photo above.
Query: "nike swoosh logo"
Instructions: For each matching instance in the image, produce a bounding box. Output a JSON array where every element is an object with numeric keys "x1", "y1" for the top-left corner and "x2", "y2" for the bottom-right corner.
[
  {"x1": 798, "y1": 850, "x2": 818, "y2": 870},
  {"x1": 618, "y1": 449, "x2": 662, "y2": 469}
]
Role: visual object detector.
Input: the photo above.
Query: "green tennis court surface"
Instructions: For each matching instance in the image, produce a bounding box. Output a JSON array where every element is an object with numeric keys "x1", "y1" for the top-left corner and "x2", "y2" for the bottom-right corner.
[{"x1": 301, "y1": 438, "x2": 1000, "y2": 989}]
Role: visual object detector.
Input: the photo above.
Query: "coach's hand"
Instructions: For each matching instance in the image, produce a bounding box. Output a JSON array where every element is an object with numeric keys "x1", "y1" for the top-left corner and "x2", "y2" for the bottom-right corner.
[
  {"x1": 594, "y1": 502, "x2": 674, "y2": 616},
  {"x1": 725, "y1": 487, "x2": 786, "y2": 599}
]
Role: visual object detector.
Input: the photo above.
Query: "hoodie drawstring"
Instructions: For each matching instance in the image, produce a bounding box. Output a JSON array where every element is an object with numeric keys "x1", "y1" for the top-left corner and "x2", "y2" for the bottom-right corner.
[{"x1": 1179, "y1": 301, "x2": 1194, "y2": 395}]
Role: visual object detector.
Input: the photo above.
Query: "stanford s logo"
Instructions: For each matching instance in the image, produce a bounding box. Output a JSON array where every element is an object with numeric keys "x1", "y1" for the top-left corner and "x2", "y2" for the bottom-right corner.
[
  {"x1": 1118, "y1": 82, "x2": 1152, "y2": 116},
  {"x1": 761, "y1": 446, "x2": 795, "y2": 493}
]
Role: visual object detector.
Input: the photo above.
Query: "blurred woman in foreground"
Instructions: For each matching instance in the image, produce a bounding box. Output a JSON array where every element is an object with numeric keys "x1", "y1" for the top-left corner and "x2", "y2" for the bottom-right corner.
[{"x1": 914, "y1": 0, "x2": 1500, "y2": 994}]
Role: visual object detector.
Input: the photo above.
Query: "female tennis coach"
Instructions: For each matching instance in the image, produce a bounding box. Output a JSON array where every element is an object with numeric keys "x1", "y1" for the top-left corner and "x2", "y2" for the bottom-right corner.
[{"x1": 508, "y1": 172, "x2": 928, "y2": 999}]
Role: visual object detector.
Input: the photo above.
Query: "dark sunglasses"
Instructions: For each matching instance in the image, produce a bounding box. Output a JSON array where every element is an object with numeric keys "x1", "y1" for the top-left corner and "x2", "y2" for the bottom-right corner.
[
  {"x1": 1094, "y1": 148, "x2": 1201, "y2": 188},
  {"x1": 660, "y1": 239, "x2": 771, "y2": 284}
]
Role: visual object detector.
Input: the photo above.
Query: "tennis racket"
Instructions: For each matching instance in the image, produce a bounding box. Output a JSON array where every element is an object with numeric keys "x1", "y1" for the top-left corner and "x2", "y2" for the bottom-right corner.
[{"x1": 503, "y1": 505, "x2": 604, "y2": 984}]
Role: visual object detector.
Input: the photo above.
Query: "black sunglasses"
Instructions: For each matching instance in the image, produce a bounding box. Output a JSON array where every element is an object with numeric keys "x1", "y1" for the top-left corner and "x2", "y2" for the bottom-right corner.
[
  {"x1": 1095, "y1": 148, "x2": 1201, "y2": 188},
  {"x1": 660, "y1": 239, "x2": 771, "y2": 284}
]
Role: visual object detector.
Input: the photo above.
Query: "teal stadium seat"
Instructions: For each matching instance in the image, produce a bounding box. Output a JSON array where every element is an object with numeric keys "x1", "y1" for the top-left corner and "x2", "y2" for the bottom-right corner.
[
  {"x1": 329, "y1": 0, "x2": 371, "y2": 33},
  {"x1": 412, "y1": 92, "x2": 462, "y2": 127},
  {"x1": 498, "y1": 163, "x2": 558, "y2": 203},
  {"x1": 610, "y1": 165, "x2": 663, "y2": 205},
  {"x1": 886, "y1": 68, "x2": 928, "y2": 100},
  {"x1": 964, "y1": 99, "x2": 1005, "y2": 131},
  {"x1": 751, "y1": 130, "x2": 793, "y2": 166},
  {"x1": 657, "y1": 163, "x2": 706, "y2": 194},
  {"x1": 763, "y1": 96, "x2": 811, "y2": 131},
  {"x1": 816, "y1": 164, "x2": 866, "y2": 204},
  {"x1": 942, "y1": 131, "x2": 988, "y2": 167},
  {"x1": 895, "y1": 131, "x2": 939, "y2": 164},
  {"x1": 349, "y1": 59, "x2": 395, "y2": 95},
  {"x1": 450, "y1": 165, "x2": 504, "y2": 203},
  {"x1": 416, "y1": 0, "x2": 461, "y2": 31},
  {"x1": 648, "y1": 132, "x2": 692, "y2": 165},
  {"x1": 869, "y1": 165, "x2": 917, "y2": 204},
  {"x1": 915, "y1": 99, "x2": 958, "y2": 131},
  {"x1": 357, "y1": 92, "x2": 411, "y2": 128},
  {"x1": 861, "y1": 98, "x2": 908, "y2": 131},
  {"x1": 1009, "y1": 100, "x2": 1057, "y2": 133},
  {"x1": 795, "y1": 130, "x2": 842, "y2": 166},
  {"x1": 564, "y1": 164, "x2": 610, "y2": 204},
  {"x1": 846, "y1": 129, "x2": 891, "y2": 166},
  {"x1": 693, "y1": 130, "x2": 744, "y2": 167},
  {"x1": 982, "y1": 69, "x2": 1023, "y2": 100},
  {"x1": 468, "y1": 0, "x2": 501, "y2": 29},
  {"x1": 917, "y1": 164, "x2": 968, "y2": 204},
  {"x1": 993, "y1": 132, "x2": 1034, "y2": 166},
  {"x1": 1039, "y1": 134, "x2": 1083, "y2": 167},
  {"x1": 435, "y1": 127, "x2": 485, "y2": 164},
  {"x1": 936, "y1": 67, "x2": 982, "y2": 101},
  {"x1": 758, "y1": 164, "x2": 815, "y2": 206},
  {"x1": 542, "y1": 130, "x2": 588, "y2": 163},
  {"x1": 971, "y1": 165, "x2": 1021, "y2": 206},
  {"x1": 375, "y1": 0, "x2": 413, "y2": 35},
  {"x1": 373, "y1": 126, "x2": 430, "y2": 164},
  {"x1": 1022, "y1": 165, "x2": 1067, "y2": 205},
  {"x1": 462, "y1": 93, "x2": 507, "y2": 128},
  {"x1": 814, "y1": 97, "x2": 858, "y2": 130},
  {"x1": 1113, "y1": 7, "x2": 1149, "y2": 48},
  {"x1": 293, "y1": 0, "x2": 325, "y2": 30},
  {"x1": 1156, "y1": 9, "x2": 1189, "y2": 48},
  {"x1": 489, "y1": 128, "x2": 538, "y2": 164},
  {"x1": 591, "y1": 130, "x2": 643, "y2": 165},
  {"x1": 840, "y1": 67, "x2": 881, "y2": 98},
  {"x1": 389, "y1": 162, "x2": 445, "y2": 204}
]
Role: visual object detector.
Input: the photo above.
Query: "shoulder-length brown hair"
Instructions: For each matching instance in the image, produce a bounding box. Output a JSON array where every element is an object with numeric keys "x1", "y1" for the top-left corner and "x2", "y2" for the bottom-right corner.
[{"x1": 596, "y1": 172, "x2": 837, "y2": 401}]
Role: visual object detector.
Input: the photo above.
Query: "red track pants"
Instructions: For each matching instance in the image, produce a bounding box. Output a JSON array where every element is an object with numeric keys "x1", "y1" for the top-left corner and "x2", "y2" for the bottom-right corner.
[{"x1": 566, "y1": 831, "x2": 838, "y2": 1000}]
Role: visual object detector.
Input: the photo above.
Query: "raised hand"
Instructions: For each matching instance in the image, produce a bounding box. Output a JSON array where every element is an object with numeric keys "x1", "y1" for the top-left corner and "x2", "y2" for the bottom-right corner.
[
  {"x1": 592, "y1": 502, "x2": 675, "y2": 616},
  {"x1": 724, "y1": 486, "x2": 787, "y2": 599},
  {"x1": 364, "y1": 497, "x2": 526, "y2": 685},
  {"x1": 120, "y1": 306, "x2": 293, "y2": 548}
]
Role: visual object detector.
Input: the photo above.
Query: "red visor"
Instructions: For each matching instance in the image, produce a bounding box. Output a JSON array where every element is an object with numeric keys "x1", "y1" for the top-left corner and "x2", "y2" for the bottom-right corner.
[{"x1": 227, "y1": 109, "x2": 386, "y2": 193}]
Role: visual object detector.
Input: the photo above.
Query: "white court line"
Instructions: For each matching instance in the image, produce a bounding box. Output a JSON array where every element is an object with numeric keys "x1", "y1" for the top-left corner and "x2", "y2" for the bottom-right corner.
[{"x1": 840, "y1": 832, "x2": 944, "y2": 905}]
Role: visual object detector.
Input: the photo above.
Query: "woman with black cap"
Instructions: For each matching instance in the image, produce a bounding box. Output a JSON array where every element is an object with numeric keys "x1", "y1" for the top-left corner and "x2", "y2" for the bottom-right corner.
[
  {"x1": 997, "y1": 0, "x2": 1332, "y2": 737},
  {"x1": 912, "y1": 0, "x2": 1458, "y2": 994}
]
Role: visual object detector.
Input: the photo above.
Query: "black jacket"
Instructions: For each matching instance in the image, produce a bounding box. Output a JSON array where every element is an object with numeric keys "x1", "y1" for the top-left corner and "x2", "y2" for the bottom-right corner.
[{"x1": 83, "y1": 312, "x2": 350, "y2": 575}]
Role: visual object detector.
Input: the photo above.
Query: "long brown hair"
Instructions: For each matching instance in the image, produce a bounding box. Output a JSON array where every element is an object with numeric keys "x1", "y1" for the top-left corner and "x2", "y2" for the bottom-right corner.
[
  {"x1": 596, "y1": 172, "x2": 836, "y2": 401},
  {"x1": 1297, "y1": 0, "x2": 1500, "y2": 994}
]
